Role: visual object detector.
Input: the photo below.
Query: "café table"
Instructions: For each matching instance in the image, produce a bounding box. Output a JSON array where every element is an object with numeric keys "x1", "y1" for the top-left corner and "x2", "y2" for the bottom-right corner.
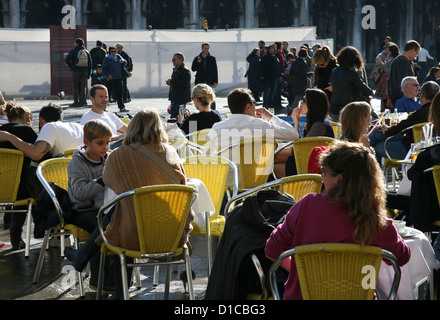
[{"x1": 376, "y1": 226, "x2": 440, "y2": 300}]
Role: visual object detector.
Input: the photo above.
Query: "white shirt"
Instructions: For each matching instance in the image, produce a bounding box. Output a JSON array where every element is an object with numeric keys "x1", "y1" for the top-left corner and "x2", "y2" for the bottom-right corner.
[
  {"x1": 36, "y1": 121, "x2": 84, "y2": 157},
  {"x1": 80, "y1": 109, "x2": 125, "y2": 137},
  {"x1": 418, "y1": 48, "x2": 434, "y2": 62},
  {"x1": 204, "y1": 114, "x2": 299, "y2": 154},
  {"x1": 203, "y1": 114, "x2": 299, "y2": 186}
]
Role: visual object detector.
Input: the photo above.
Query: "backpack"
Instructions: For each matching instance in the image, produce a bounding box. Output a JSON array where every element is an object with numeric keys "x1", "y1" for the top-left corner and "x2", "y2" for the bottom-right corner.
[{"x1": 76, "y1": 48, "x2": 89, "y2": 67}]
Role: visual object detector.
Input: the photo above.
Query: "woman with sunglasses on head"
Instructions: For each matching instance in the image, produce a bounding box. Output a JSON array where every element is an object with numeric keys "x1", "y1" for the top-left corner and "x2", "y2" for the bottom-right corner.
[
  {"x1": 312, "y1": 46, "x2": 337, "y2": 102},
  {"x1": 274, "y1": 88, "x2": 334, "y2": 178},
  {"x1": 266, "y1": 140, "x2": 411, "y2": 300}
]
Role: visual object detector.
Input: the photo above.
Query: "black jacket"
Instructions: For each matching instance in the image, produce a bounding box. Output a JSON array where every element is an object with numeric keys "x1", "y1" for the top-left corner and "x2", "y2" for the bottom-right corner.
[
  {"x1": 289, "y1": 57, "x2": 309, "y2": 96},
  {"x1": 168, "y1": 63, "x2": 191, "y2": 104},
  {"x1": 246, "y1": 53, "x2": 264, "y2": 93},
  {"x1": 65, "y1": 45, "x2": 92, "y2": 76},
  {"x1": 407, "y1": 144, "x2": 440, "y2": 232},
  {"x1": 261, "y1": 53, "x2": 280, "y2": 87},
  {"x1": 191, "y1": 53, "x2": 218, "y2": 86},
  {"x1": 388, "y1": 55, "x2": 415, "y2": 98},
  {"x1": 330, "y1": 65, "x2": 374, "y2": 115},
  {"x1": 205, "y1": 190, "x2": 294, "y2": 300}
]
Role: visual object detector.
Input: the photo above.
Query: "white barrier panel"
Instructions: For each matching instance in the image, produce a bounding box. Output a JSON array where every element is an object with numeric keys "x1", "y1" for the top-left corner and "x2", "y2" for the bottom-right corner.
[{"x1": 0, "y1": 28, "x2": 333, "y2": 97}]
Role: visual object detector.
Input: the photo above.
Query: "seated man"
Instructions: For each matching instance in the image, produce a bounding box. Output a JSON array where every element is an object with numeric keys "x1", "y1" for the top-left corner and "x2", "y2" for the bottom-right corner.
[
  {"x1": 395, "y1": 76, "x2": 422, "y2": 113},
  {"x1": 204, "y1": 88, "x2": 299, "y2": 186},
  {"x1": 0, "y1": 103, "x2": 83, "y2": 160},
  {"x1": 80, "y1": 84, "x2": 127, "y2": 149},
  {"x1": 369, "y1": 81, "x2": 439, "y2": 162}
]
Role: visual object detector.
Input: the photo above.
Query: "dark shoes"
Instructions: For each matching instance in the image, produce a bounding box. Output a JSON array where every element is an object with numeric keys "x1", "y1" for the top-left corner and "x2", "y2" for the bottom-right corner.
[{"x1": 11, "y1": 239, "x2": 25, "y2": 251}]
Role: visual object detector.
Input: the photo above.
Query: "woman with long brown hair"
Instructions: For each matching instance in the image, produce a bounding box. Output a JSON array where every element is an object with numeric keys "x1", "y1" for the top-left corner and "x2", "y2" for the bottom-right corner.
[{"x1": 265, "y1": 140, "x2": 411, "y2": 300}]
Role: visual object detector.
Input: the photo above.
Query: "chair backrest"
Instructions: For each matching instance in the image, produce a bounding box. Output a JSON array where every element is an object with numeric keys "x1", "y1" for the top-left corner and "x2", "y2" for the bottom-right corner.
[
  {"x1": 293, "y1": 137, "x2": 335, "y2": 175},
  {"x1": 218, "y1": 137, "x2": 277, "y2": 190},
  {"x1": 38, "y1": 158, "x2": 71, "y2": 191},
  {"x1": 269, "y1": 243, "x2": 401, "y2": 300},
  {"x1": 331, "y1": 121, "x2": 342, "y2": 139},
  {"x1": 0, "y1": 148, "x2": 24, "y2": 204},
  {"x1": 132, "y1": 185, "x2": 195, "y2": 254},
  {"x1": 63, "y1": 149, "x2": 76, "y2": 158},
  {"x1": 183, "y1": 156, "x2": 238, "y2": 223},
  {"x1": 278, "y1": 174, "x2": 323, "y2": 201},
  {"x1": 189, "y1": 129, "x2": 211, "y2": 146},
  {"x1": 412, "y1": 122, "x2": 429, "y2": 144}
]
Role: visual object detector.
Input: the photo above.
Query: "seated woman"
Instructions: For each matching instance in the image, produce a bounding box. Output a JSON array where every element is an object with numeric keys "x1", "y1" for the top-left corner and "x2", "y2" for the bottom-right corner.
[
  {"x1": 178, "y1": 83, "x2": 221, "y2": 135},
  {"x1": 265, "y1": 140, "x2": 411, "y2": 300},
  {"x1": 274, "y1": 88, "x2": 334, "y2": 178},
  {"x1": 0, "y1": 103, "x2": 39, "y2": 250},
  {"x1": 65, "y1": 108, "x2": 193, "y2": 299},
  {"x1": 340, "y1": 101, "x2": 373, "y2": 151}
]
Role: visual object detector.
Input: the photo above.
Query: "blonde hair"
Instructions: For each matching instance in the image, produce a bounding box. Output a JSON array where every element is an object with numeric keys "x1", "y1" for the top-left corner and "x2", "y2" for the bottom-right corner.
[
  {"x1": 191, "y1": 84, "x2": 216, "y2": 106},
  {"x1": 5, "y1": 102, "x2": 32, "y2": 123},
  {"x1": 124, "y1": 108, "x2": 168, "y2": 145},
  {"x1": 340, "y1": 102, "x2": 371, "y2": 143},
  {"x1": 312, "y1": 45, "x2": 336, "y2": 65},
  {"x1": 319, "y1": 140, "x2": 387, "y2": 246},
  {"x1": 83, "y1": 119, "x2": 112, "y2": 141}
]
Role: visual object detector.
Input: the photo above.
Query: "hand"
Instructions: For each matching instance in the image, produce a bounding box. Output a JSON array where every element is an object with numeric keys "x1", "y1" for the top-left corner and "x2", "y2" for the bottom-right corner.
[
  {"x1": 255, "y1": 108, "x2": 272, "y2": 120},
  {"x1": 213, "y1": 83, "x2": 218, "y2": 88},
  {"x1": 119, "y1": 59, "x2": 126, "y2": 64},
  {"x1": 166, "y1": 79, "x2": 171, "y2": 86},
  {"x1": 107, "y1": 75, "x2": 113, "y2": 80},
  {"x1": 197, "y1": 57, "x2": 202, "y2": 63},
  {"x1": 291, "y1": 107, "x2": 301, "y2": 120}
]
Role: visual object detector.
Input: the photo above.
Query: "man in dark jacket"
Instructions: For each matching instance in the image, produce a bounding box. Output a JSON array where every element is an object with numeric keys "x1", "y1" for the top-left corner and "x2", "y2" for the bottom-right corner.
[
  {"x1": 167, "y1": 52, "x2": 191, "y2": 119},
  {"x1": 261, "y1": 44, "x2": 279, "y2": 109},
  {"x1": 288, "y1": 48, "x2": 309, "y2": 115},
  {"x1": 191, "y1": 42, "x2": 218, "y2": 88},
  {"x1": 116, "y1": 43, "x2": 133, "y2": 103},
  {"x1": 65, "y1": 38, "x2": 92, "y2": 108},
  {"x1": 388, "y1": 40, "x2": 421, "y2": 109}
]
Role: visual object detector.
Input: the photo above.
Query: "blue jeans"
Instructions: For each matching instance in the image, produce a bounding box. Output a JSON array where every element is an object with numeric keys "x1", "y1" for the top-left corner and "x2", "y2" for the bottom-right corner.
[
  {"x1": 170, "y1": 102, "x2": 182, "y2": 119},
  {"x1": 263, "y1": 84, "x2": 275, "y2": 108},
  {"x1": 369, "y1": 130, "x2": 407, "y2": 162}
]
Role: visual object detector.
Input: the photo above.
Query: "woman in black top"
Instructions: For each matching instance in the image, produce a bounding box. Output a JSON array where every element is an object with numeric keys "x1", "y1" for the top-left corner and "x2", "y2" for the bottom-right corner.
[
  {"x1": 274, "y1": 88, "x2": 335, "y2": 178},
  {"x1": 0, "y1": 103, "x2": 39, "y2": 250},
  {"x1": 312, "y1": 46, "x2": 337, "y2": 101},
  {"x1": 178, "y1": 84, "x2": 221, "y2": 135}
]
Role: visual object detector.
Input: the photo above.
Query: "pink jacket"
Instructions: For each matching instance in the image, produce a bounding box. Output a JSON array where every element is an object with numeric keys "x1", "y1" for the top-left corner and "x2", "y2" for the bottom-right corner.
[{"x1": 265, "y1": 193, "x2": 411, "y2": 300}]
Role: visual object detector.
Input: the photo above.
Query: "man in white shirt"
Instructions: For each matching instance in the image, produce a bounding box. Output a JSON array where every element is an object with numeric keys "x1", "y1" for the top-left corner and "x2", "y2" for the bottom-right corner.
[
  {"x1": 0, "y1": 103, "x2": 83, "y2": 160},
  {"x1": 204, "y1": 88, "x2": 299, "y2": 185},
  {"x1": 80, "y1": 84, "x2": 127, "y2": 149}
]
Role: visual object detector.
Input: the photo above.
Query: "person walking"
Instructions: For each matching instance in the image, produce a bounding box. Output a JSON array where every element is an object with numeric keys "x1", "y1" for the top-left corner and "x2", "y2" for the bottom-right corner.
[
  {"x1": 116, "y1": 43, "x2": 133, "y2": 103},
  {"x1": 102, "y1": 46, "x2": 128, "y2": 112},
  {"x1": 191, "y1": 43, "x2": 218, "y2": 109}
]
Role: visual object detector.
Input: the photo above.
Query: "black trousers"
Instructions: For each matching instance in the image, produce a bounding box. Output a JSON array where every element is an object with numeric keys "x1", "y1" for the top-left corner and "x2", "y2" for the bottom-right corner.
[{"x1": 107, "y1": 78, "x2": 125, "y2": 110}]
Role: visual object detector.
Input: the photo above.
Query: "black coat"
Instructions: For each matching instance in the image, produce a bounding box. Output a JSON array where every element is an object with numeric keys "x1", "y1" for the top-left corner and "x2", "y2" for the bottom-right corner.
[
  {"x1": 246, "y1": 53, "x2": 264, "y2": 93},
  {"x1": 289, "y1": 57, "x2": 309, "y2": 96},
  {"x1": 191, "y1": 53, "x2": 218, "y2": 86},
  {"x1": 205, "y1": 190, "x2": 294, "y2": 300},
  {"x1": 407, "y1": 144, "x2": 440, "y2": 232},
  {"x1": 168, "y1": 63, "x2": 191, "y2": 104},
  {"x1": 261, "y1": 54, "x2": 280, "y2": 87},
  {"x1": 330, "y1": 65, "x2": 374, "y2": 115}
]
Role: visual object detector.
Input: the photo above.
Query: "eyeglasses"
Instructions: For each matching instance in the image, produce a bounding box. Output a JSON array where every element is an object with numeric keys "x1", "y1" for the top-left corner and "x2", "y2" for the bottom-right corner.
[{"x1": 411, "y1": 83, "x2": 420, "y2": 87}]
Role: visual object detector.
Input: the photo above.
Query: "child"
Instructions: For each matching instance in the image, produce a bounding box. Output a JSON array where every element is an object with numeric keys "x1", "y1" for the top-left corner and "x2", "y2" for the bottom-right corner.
[
  {"x1": 91, "y1": 64, "x2": 107, "y2": 86},
  {"x1": 66, "y1": 119, "x2": 113, "y2": 291},
  {"x1": 67, "y1": 119, "x2": 112, "y2": 233}
]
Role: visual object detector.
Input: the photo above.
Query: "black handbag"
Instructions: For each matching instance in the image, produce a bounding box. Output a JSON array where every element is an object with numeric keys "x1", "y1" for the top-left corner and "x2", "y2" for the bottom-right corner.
[{"x1": 121, "y1": 65, "x2": 132, "y2": 78}]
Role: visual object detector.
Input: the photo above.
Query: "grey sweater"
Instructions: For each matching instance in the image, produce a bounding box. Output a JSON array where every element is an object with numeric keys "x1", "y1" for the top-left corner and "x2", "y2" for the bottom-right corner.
[{"x1": 67, "y1": 146, "x2": 107, "y2": 212}]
